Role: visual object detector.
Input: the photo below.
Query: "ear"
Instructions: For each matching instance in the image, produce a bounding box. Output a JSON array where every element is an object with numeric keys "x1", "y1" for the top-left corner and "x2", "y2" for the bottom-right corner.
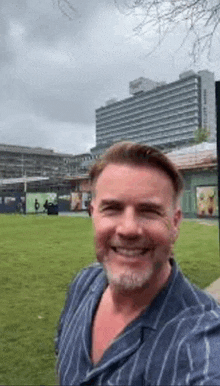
[
  {"x1": 172, "y1": 207, "x2": 182, "y2": 243},
  {"x1": 90, "y1": 199, "x2": 94, "y2": 216},
  {"x1": 174, "y1": 207, "x2": 182, "y2": 228}
]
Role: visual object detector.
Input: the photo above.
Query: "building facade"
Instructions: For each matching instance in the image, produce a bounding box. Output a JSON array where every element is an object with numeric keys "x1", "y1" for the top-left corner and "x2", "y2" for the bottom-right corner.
[
  {"x1": 0, "y1": 144, "x2": 92, "y2": 180},
  {"x1": 71, "y1": 142, "x2": 218, "y2": 219},
  {"x1": 167, "y1": 142, "x2": 218, "y2": 218},
  {"x1": 96, "y1": 70, "x2": 216, "y2": 151},
  {"x1": 0, "y1": 144, "x2": 92, "y2": 192}
]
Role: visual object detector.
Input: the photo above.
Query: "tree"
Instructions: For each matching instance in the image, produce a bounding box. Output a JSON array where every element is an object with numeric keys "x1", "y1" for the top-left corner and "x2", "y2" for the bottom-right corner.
[
  {"x1": 114, "y1": 0, "x2": 220, "y2": 60},
  {"x1": 56, "y1": 0, "x2": 220, "y2": 59},
  {"x1": 194, "y1": 126, "x2": 210, "y2": 143}
]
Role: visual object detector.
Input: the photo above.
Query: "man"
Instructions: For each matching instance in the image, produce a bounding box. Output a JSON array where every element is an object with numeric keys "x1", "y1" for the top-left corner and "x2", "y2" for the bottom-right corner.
[{"x1": 55, "y1": 142, "x2": 220, "y2": 385}]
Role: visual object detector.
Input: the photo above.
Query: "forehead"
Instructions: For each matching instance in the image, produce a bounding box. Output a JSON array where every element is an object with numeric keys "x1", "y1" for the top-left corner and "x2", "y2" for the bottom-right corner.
[{"x1": 94, "y1": 163, "x2": 174, "y2": 201}]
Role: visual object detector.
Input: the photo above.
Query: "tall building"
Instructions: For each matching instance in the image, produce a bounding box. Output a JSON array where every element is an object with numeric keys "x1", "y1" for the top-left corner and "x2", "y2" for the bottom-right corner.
[{"x1": 95, "y1": 70, "x2": 216, "y2": 151}]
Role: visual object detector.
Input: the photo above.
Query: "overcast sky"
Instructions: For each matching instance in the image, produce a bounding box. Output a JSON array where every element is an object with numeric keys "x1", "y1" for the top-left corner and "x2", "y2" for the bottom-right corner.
[{"x1": 1, "y1": 0, "x2": 220, "y2": 155}]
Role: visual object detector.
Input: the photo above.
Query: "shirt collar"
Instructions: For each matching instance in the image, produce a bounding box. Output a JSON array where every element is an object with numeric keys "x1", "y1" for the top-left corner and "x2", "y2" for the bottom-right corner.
[{"x1": 89, "y1": 258, "x2": 182, "y2": 331}]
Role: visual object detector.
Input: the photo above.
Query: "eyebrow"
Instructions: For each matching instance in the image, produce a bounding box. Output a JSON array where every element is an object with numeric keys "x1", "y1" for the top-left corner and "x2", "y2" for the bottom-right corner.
[
  {"x1": 99, "y1": 200, "x2": 122, "y2": 208},
  {"x1": 99, "y1": 200, "x2": 164, "y2": 211},
  {"x1": 137, "y1": 202, "x2": 164, "y2": 211}
]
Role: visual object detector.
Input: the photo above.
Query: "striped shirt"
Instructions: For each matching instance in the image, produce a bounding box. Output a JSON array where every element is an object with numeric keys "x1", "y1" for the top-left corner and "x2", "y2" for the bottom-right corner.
[{"x1": 55, "y1": 259, "x2": 220, "y2": 385}]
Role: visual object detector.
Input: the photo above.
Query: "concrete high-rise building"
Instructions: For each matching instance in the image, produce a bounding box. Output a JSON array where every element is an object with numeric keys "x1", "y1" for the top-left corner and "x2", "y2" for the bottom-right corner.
[{"x1": 95, "y1": 70, "x2": 216, "y2": 150}]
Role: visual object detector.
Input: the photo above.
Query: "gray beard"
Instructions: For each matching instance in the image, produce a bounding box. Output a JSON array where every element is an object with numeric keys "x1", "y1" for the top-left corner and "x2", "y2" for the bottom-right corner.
[
  {"x1": 101, "y1": 263, "x2": 154, "y2": 292},
  {"x1": 96, "y1": 244, "x2": 172, "y2": 292}
]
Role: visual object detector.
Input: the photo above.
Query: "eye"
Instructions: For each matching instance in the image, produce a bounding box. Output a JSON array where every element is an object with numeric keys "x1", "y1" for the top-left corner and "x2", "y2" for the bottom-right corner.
[
  {"x1": 143, "y1": 209, "x2": 159, "y2": 215},
  {"x1": 139, "y1": 208, "x2": 162, "y2": 217},
  {"x1": 100, "y1": 204, "x2": 122, "y2": 214}
]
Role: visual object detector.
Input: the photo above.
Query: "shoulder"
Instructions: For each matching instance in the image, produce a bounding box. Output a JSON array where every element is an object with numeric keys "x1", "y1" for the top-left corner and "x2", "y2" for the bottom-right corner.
[
  {"x1": 148, "y1": 272, "x2": 220, "y2": 385},
  {"x1": 185, "y1": 301, "x2": 220, "y2": 336},
  {"x1": 71, "y1": 261, "x2": 103, "y2": 283},
  {"x1": 170, "y1": 260, "x2": 219, "y2": 312},
  {"x1": 156, "y1": 262, "x2": 220, "y2": 341},
  {"x1": 55, "y1": 262, "x2": 104, "y2": 355},
  {"x1": 175, "y1": 306, "x2": 220, "y2": 385},
  {"x1": 74, "y1": 261, "x2": 103, "y2": 285},
  {"x1": 63, "y1": 262, "x2": 104, "y2": 307},
  {"x1": 174, "y1": 269, "x2": 220, "y2": 325},
  {"x1": 171, "y1": 271, "x2": 220, "y2": 382}
]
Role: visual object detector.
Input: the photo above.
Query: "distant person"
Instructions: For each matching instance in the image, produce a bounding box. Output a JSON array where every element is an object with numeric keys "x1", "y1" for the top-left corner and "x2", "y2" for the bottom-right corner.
[
  {"x1": 16, "y1": 200, "x2": 22, "y2": 214},
  {"x1": 21, "y1": 198, "x2": 26, "y2": 214},
  {"x1": 34, "y1": 198, "x2": 40, "y2": 214},
  {"x1": 43, "y1": 199, "x2": 48, "y2": 213},
  {"x1": 87, "y1": 199, "x2": 92, "y2": 217},
  {"x1": 55, "y1": 142, "x2": 220, "y2": 385}
]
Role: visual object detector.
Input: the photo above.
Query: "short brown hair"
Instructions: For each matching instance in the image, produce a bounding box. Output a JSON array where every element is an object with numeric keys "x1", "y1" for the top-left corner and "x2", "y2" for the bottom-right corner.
[{"x1": 89, "y1": 142, "x2": 184, "y2": 201}]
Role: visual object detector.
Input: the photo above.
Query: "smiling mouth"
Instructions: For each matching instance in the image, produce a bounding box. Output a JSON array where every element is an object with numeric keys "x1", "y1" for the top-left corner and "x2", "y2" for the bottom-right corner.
[{"x1": 111, "y1": 247, "x2": 151, "y2": 257}]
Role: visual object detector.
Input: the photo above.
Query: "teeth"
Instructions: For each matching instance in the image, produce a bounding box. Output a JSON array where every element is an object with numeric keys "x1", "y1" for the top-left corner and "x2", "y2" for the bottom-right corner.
[{"x1": 114, "y1": 247, "x2": 147, "y2": 257}]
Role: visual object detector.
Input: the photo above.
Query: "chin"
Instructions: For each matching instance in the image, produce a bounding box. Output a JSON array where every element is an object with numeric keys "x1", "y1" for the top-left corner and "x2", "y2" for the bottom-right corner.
[
  {"x1": 103, "y1": 264, "x2": 154, "y2": 292},
  {"x1": 96, "y1": 246, "x2": 171, "y2": 292}
]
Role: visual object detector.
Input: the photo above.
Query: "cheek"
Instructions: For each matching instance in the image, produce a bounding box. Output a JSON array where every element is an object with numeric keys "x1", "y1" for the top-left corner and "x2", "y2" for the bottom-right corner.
[
  {"x1": 93, "y1": 217, "x2": 114, "y2": 244},
  {"x1": 144, "y1": 221, "x2": 173, "y2": 245}
]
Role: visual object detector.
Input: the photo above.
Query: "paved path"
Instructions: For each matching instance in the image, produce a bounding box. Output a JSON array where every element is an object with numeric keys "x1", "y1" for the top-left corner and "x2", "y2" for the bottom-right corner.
[
  {"x1": 59, "y1": 211, "x2": 89, "y2": 217},
  {"x1": 183, "y1": 218, "x2": 219, "y2": 226},
  {"x1": 206, "y1": 278, "x2": 220, "y2": 304}
]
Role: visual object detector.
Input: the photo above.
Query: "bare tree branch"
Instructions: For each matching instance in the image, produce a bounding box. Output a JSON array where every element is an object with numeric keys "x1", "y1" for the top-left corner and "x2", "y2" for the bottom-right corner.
[
  {"x1": 55, "y1": 0, "x2": 220, "y2": 60},
  {"x1": 57, "y1": 0, "x2": 78, "y2": 20},
  {"x1": 115, "y1": 0, "x2": 220, "y2": 60}
]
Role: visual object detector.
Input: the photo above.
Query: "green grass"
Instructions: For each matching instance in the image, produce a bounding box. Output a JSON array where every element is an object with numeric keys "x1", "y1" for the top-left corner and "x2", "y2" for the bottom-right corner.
[
  {"x1": 175, "y1": 220, "x2": 220, "y2": 288},
  {"x1": 0, "y1": 215, "x2": 95, "y2": 385},
  {"x1": 0, "y1": 215, "x2": 219, "y2": 385}
]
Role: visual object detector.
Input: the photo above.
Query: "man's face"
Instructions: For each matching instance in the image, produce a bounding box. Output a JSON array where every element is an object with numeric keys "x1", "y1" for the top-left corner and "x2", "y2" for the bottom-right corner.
[{"x1": 91, "y1": 163, "x2": 182, "y2": 292}]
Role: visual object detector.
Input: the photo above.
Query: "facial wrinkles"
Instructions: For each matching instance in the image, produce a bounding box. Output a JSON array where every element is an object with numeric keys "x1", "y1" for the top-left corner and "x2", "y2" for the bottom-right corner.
[
  {"x1": 91, "y1": 165, "x2": 182, "y2": 295},
  {"x1": 97, "y1": 202, "x2": 174, "y2": 246},
  {"x1": 100, "y1": 226, "x2": 171, "y2": 263},
  {"x1": 94, "y1": 166, "x2": 177, "y2": 245}
]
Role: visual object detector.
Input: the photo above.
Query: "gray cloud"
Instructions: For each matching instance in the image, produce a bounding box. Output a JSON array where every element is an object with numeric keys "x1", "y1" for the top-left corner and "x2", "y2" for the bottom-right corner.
[{"x1": 0, "y1": 0, "x2": 219, "y2": 154}]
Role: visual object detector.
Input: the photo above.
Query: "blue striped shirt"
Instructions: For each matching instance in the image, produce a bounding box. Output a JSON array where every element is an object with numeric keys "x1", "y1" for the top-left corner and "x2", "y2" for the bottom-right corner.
[{"x1": 55, "y1": 259, "x2": 220, "y2": 385}]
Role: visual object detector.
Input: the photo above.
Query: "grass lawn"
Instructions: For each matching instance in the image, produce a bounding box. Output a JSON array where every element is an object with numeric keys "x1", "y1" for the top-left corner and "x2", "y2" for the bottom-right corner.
[{"x1": 0, "y1": 214, "x2": 219, "y2": 385}]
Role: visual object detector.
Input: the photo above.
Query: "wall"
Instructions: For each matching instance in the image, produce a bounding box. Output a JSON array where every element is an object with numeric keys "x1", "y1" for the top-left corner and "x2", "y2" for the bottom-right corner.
[{"x1": 181, "y1": 168, "x2": 218, "y2": 218}]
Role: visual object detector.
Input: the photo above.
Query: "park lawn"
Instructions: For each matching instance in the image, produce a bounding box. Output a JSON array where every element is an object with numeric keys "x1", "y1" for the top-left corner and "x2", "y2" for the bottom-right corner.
[
  {"x1": 0, "y1": 215, "x2": 219, "y2": 385},
  {"x1": 174, "y1": 220, "x2": 220, "y2": 288}
]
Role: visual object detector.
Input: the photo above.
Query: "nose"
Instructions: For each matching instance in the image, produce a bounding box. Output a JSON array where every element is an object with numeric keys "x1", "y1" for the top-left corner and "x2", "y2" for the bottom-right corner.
[{"x1": 116, "y1": 207, "x2": 142, "y2": 239}]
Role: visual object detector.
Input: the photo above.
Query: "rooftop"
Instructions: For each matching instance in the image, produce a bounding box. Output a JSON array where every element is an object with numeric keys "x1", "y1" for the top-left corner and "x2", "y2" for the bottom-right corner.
[{"x1": 167, "y1": 142, "x2": 217, "y2": 170}]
